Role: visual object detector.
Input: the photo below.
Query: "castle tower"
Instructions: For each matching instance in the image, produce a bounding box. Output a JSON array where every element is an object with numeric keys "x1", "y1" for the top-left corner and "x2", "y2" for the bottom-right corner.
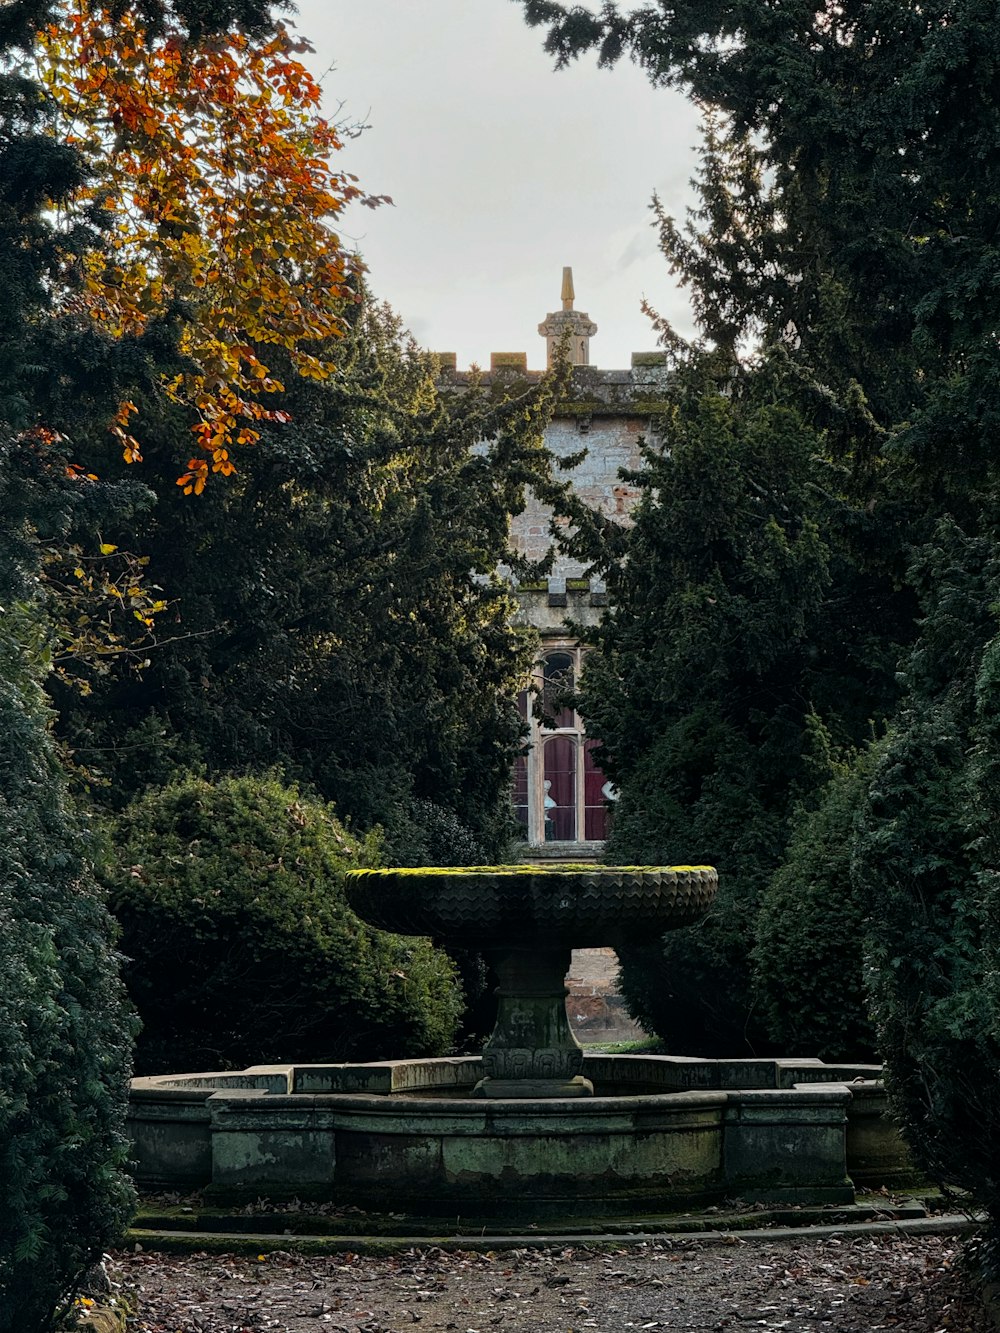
[{"x1": 537, "y1": 267, "x2": 598, "y2": 369}]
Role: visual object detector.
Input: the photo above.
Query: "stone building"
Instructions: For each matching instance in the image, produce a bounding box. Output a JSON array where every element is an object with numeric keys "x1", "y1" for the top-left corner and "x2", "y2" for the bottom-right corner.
[{"x1": 438, "y1": 270, "x2": 671, "y2": 861}]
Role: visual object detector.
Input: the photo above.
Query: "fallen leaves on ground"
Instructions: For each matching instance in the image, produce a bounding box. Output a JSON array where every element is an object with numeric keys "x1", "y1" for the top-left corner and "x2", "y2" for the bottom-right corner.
[{"x1": 108, "y1": 1233, "x2": 997, "y2": 1332}]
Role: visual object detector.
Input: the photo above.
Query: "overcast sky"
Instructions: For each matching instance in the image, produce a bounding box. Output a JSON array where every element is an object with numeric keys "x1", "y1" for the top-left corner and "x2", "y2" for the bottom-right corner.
[{"x1": 293, "y1": 0, "x2": 702, "y2": 371}]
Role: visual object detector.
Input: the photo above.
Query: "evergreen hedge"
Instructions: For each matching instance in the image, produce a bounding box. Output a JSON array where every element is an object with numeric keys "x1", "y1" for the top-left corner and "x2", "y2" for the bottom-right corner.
[
  {"x1": 0, "y1": 626, "x2": 135, "y2": 1332},
  {"x1": 104, "y1": 773, "x2": 464, "y2": 1073},
  {"x1": 752, "y1": 750, "x2": 878, "y2": 1061},
  {"x1": 854, "y1": 526, "x2": 1000, "y2": 1254}
]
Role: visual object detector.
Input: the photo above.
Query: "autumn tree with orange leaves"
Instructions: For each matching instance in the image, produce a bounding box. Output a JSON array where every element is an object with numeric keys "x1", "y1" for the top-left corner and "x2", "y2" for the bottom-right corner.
[{"x1": 33, "y1": 0, "x2": 385, "y2": 491}]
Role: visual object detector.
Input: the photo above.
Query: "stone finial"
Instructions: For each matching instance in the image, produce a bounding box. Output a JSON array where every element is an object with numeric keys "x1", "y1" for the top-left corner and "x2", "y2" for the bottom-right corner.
[
  {"x1": 539, "y1": 268, "x2": 597, "y2": 369},
  {"x1": 561, "y1": 266, "x2": 575, "y2": 310}
]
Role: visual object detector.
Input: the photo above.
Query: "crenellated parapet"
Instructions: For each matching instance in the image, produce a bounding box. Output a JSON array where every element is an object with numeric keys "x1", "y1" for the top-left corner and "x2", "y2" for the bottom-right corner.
[{"x1": 435, "y1": 349, "x2": 671, "y2": 411}]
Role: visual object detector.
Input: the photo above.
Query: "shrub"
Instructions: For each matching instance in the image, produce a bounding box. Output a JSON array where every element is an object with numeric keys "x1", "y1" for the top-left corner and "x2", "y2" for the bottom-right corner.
[
  {"x1": 0, "y1": 628, "x2": 135, "y2": 1332},
  {"x1": 854, "y1": 525, "x2": 1000, "y2": 1255},
  {"x1": 752, "y1": 748, "x2": 878, "y2": 1061},
  {"x1": 386, "y1": 797, "x2": 490, "y2": 868},
  {"x1": 609, "y1": 717, "x2": 803, "y2": 1055},
  {"x1": 383, "y1": 798, "x2": 499, "y2": 1046},
  {"x1": 103, "y1": 773, "x2": 463, "y2": 1073}
]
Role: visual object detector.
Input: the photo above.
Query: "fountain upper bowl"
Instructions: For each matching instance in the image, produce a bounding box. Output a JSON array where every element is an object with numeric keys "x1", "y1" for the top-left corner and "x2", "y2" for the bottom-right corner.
[{"x1": 344, "y1": 863, "x2": 717, "y2": 949}]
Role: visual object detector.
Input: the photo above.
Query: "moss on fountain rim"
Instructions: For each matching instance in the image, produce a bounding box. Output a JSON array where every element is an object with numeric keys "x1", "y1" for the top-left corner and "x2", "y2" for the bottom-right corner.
[
  {"x1": 347, "y1": 864, "x2": 716, "y2": 877},
  {"x1": 344, "y1": 865, "x2": 718, "y2": 947}
]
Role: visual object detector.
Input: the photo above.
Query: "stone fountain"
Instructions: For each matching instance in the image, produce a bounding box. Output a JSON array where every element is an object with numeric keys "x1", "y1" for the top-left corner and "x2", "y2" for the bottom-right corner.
[
  {"x1": 344, "y1": 863, "x2": 716, "y2": 1099},
  {"x1": 127, "y1": 864, "x2": 915, "y2": 1224}
]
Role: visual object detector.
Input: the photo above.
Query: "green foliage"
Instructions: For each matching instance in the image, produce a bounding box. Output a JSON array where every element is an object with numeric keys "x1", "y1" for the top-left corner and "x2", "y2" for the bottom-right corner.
[
  {"x1": 519, "y1": 1, "x2": 997, "y2": 1091},
  {"x1": 387, "y1": 798, "x2": 490, "y2": 870},
  {"x1": 103, "y1": 772, "x2": 464, "y2": 1073},
  {"x1": 753, "y1": 748, "x2": 878, "y2": 1061},
  {"x1": 0, "y1": 620, "x2": 134, "y2": 1332},
  {"x1": 4, "y1": 1, "x2": 534, "y2": 1321},
  {"x1": 375, "y1": 799, "x2": 501, "y2": 1049},
  {"x1": 54, "y1": 298, "x2": 558, "y2": 860},
  {"x1": 583, "y1": 369, "x2": 898, "y2": 1053},
  {"x1": 522, "y1": 0, "x2": 1000, "y2": 510},
  {"x1": 854, "y1": 523, "x2": 1000, "y2": 1228},
  {"x1": 0, "y1": 15, "x2": 145, "y2": 1311}
]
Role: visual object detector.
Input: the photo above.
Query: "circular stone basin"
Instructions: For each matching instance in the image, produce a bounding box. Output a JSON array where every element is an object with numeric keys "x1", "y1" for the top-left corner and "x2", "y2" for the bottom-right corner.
[{"x1": 344, "y1": 863, "x2": 718, "y2": 948}]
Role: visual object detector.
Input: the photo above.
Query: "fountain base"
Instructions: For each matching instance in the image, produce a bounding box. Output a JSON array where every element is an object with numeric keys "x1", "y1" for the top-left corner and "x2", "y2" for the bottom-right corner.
[{"x1": 128, "y1": 1053, "x2": 919, "y2": 1218}]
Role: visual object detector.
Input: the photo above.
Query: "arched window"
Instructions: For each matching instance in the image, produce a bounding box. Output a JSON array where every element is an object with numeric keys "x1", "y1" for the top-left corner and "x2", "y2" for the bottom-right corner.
[{"x1": 541, "y1": 650, "x2": 574, "y2": 728}]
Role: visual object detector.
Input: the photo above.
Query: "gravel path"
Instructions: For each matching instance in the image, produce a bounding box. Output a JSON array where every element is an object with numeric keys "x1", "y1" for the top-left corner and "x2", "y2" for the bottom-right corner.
[{"x1": 108, "y1": 1231, "x2": 997, "y2": 1332}]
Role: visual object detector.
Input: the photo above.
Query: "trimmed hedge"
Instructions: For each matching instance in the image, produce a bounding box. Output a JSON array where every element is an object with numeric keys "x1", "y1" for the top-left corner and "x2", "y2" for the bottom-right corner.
[
  {"x1": 854, "y1": 526, "x2": 1000, "y2": 1262},
  {"x1": 0, "y1": 630, "x2": 135, "y2": 1332},
  {"x1": 752, "y1": 749, "x2": 878, "y2": 1061},
  {"x1": 387, "y1": 797, "x2": 489, "y2": 869},
  {"x1": 103, "y1": 773, "x2": 463, "y2": 1073},
  {"x1": 609, "y1": 720, "x2": 793, "y2": 1055}
]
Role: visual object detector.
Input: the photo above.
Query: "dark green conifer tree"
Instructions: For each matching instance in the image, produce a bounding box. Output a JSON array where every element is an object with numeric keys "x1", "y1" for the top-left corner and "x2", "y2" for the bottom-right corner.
[
  {"x1": 520, "y1": 1, "x2": 1000, "y2": 1240},
  {"x1": 0, "y1": 454, "x2": 137, "y2": 1333},
  {"x1": 575, "y1": 351, "x2": 899, "y2": 1052},
  {"x1": 753, "y1": 747, "x2": 879, "y2": 1061},
  {"x1": 0, "y1": 8, "x2": 139, "y2": 1321},
  {"x1": 853, "y1": 524, "x2": 1000, "y2": 1246},
  {"x1": 1, "y1": 3, "x2": 343, "y2": 1322},
  {"x1": 53, "y1": 299, "x2": 564, "y2": 862}
]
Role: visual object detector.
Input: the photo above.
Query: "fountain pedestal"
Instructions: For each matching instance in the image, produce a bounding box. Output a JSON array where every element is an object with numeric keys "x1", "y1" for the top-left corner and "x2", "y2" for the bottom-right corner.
[{"x1": 475, "y1": 947, "x2": 592, "y2": 1097}]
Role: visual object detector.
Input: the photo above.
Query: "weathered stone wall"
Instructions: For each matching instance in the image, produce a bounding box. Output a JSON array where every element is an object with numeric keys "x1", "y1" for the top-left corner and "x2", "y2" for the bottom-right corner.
[
  {"x1": 512, "y1": 362, "x2": 668, "y2": 633},
  {"x1": 437, "y1": 357, "x2": 670, "y2": 629},
  {"x1": 509, "y1": 415, "x2": 648, "y2": 575},
  {"x1": 438, "y1": 352, "x2": 670, "y2": 852}
]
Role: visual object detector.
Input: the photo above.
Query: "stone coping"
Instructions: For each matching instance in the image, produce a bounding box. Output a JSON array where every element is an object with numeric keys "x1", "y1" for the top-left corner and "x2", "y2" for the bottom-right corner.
[
  {"x1": 122, "y1": 1214, "x2": 976, "y2": 1257},
  {"x1": 345, "y1": 863, "x2": 716, "y2": 875},
  {"x1": 131, "y1": 1054, "x2": 885, "y2": 1103}
]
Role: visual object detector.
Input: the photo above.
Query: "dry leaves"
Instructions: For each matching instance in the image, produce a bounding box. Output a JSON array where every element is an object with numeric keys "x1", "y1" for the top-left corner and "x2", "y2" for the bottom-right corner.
[{"x1": 104, "y1": 1233, "x2": 998, "y2": 1333}]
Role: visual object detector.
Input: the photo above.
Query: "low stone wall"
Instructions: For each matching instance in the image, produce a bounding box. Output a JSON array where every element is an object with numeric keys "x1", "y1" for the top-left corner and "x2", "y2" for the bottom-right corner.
[{"x1": 128, "y1": 1055, "x2": 914, "y2": 1217}]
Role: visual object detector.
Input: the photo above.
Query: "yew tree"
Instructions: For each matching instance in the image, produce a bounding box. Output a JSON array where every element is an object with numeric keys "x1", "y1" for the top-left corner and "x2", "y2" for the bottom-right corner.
[
  {"x1": 1, "y1": 6, "x2": 141, "y2": 1319},
  {"x1": 520, "y1": 0, "x2": 1000, "y2": 1071},
  {"x1": 854, "y1": 525, "x2": 1000, "y2": 1232},
  {"x1": 54, "y1": 297, "x2": 566, "y2": 862}
]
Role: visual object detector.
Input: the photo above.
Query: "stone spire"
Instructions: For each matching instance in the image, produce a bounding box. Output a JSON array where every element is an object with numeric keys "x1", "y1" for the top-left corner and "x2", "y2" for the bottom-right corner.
[
  {"x1": 561, "y1": 265, "x2": 575, "y2": 309},
  {"x1": 538, "y1": 267, "x2": 597, "y2": 369}
]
